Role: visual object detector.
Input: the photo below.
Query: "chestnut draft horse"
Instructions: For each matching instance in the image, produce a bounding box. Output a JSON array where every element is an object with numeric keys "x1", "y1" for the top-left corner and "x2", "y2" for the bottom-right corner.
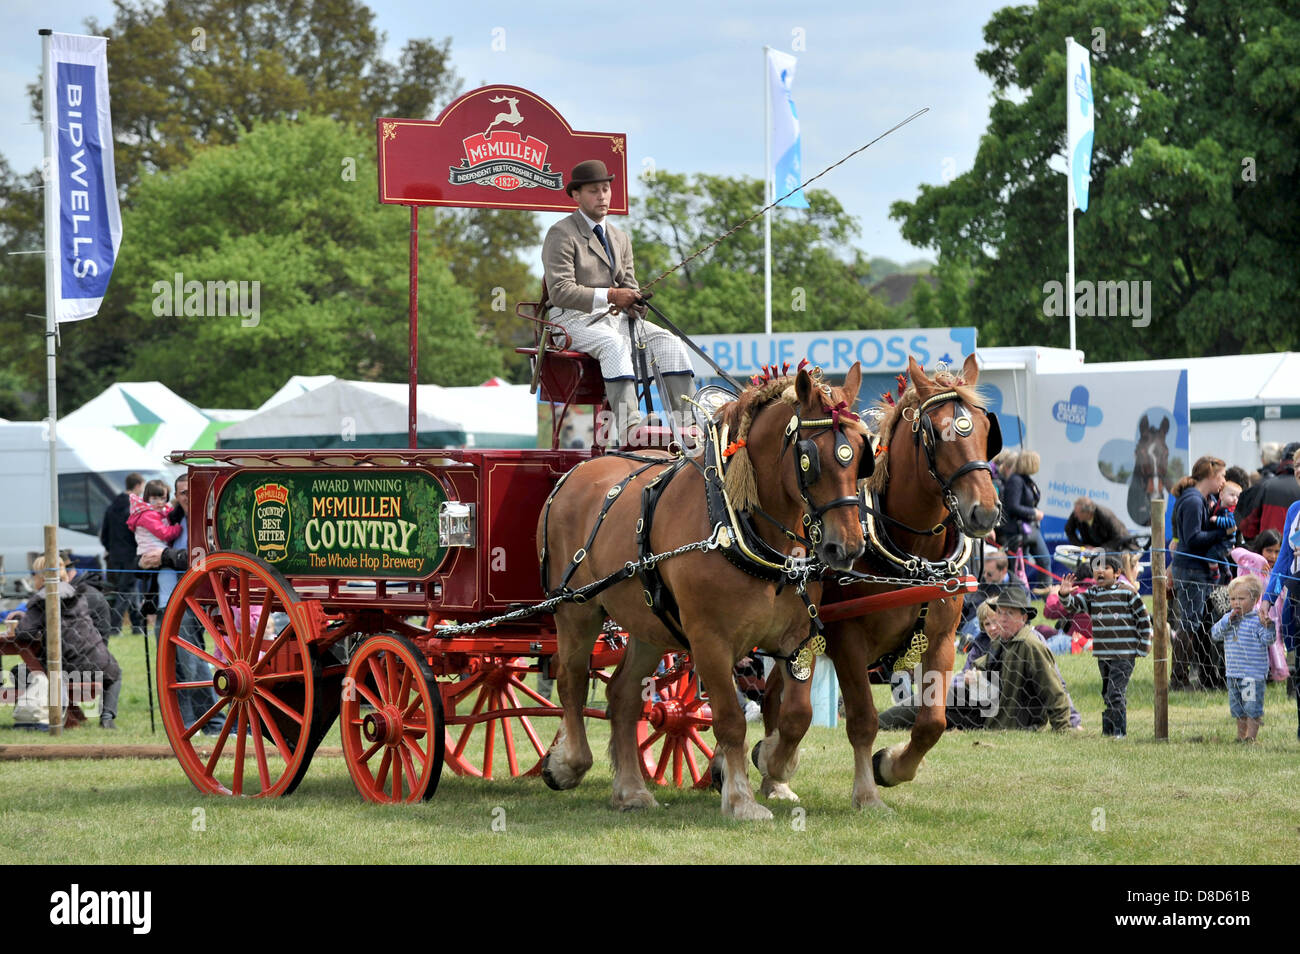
[
  {"x1": 755, "y1": 355, "x2": 1002, "y2": 809},
  {"x1": 537, "y1": 364, "x2": 870, "y2": 819}
]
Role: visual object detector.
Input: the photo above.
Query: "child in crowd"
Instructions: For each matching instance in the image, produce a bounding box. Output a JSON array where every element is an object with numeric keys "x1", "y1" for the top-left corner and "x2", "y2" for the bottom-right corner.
[
  {"x1": 1230, "y1": 530, "x2": 1287, "y2": 682},
  {"x1": 1206, "y1": 480, "x2": 1243, "y2": 579},
  {"x1": 1210, "y1": 574, "x2": 1274, "y2": 741},
  {"x1": 127, "y1": 479, "x2": 182, "y2": 561},
  {"x1": 1058, "y1": 553, "x2": 1153, "y2": 738}
]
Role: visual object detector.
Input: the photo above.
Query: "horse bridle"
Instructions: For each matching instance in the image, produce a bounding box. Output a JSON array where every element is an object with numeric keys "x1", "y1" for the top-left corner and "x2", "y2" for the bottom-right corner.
[
  {"x1": 781, "y1": 410, "x2": 873, "y2": 546},
  {"x1": 901, "y1": 390, "x2": 1002, "y2": 536}
]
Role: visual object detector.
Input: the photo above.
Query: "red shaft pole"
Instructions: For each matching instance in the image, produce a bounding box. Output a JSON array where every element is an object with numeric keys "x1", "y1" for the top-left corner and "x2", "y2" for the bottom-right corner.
[
  {"x1": 409, "y1": 205, "x2": 419, "y2": 449},
  {"x1": 817, "y1": 578, "x2": 976, "y2": 624}
]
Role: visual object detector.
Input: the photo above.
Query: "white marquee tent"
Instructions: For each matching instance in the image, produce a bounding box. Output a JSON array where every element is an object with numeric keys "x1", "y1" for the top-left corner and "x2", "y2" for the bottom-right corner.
[{"x1": 216, "y1": 378, "x2": 538, "y2": 449}]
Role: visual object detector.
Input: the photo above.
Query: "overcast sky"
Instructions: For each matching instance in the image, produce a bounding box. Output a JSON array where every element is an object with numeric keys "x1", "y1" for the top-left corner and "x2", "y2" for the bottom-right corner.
[{"x1": 2, "y1": 0, "x2": 1015, "y2": 264}]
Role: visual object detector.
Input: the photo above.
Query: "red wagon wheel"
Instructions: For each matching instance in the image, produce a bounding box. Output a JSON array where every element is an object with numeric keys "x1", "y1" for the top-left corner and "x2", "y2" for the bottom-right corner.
[
  {"x1": 440, "y1": 656, "x2": 559, "y2": 779},
  {"x1": 341, "y1": 633, "x2": 445, "y2": 803},
  {"x1": 157, "y1": 551, "x2": 317, "y2": 798},
  {"x1": 637, "y1": 655, "x2": 714, "y2": 789}
]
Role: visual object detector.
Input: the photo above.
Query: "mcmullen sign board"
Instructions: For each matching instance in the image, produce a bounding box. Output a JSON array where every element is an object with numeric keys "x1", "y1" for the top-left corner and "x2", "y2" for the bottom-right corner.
[{"x1": 377, "y1": 85, "x2": 628, "y2": 213}]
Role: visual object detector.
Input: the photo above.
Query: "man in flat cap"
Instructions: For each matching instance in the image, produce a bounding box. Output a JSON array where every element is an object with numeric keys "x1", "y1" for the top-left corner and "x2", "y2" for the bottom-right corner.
[{"x1": 542, "y1": 158, "x2": 695, "y2": 446}]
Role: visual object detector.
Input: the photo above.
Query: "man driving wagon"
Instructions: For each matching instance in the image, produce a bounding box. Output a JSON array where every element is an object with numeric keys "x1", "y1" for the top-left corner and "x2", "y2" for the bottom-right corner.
[{"x1": 541, "y1": 159, "x2": 696, "y2": 447}]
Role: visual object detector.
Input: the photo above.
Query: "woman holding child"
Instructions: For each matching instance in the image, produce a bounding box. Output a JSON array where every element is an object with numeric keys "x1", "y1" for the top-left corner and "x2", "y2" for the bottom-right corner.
[{"x1": 1169, "y1": 456, "x2": 1230, "y2": 689}]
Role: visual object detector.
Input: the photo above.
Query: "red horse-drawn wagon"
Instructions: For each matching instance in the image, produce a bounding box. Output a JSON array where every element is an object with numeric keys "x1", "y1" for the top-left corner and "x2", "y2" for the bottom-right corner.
[
  {"x1": 157, "y1": 88, "x2": 996, "y2": 813},
  {"x1": 160, "y1": 427, "x2": 716, "y2": 801}
]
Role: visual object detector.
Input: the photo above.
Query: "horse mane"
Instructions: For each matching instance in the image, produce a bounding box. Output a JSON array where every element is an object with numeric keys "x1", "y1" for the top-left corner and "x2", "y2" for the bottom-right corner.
[
  {"x1": 719, "y1": 376, "x2": 798, "y2": 510},
  {"x1": 718, "y1": 373, "x2": 869, "y2": 510},
  {"x1": 868, "y1": 369, "x2": 986, "y2": 494}
]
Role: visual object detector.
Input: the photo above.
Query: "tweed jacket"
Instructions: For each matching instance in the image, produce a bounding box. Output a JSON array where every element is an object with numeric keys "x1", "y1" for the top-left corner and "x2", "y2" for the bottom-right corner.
[{"x1": 541, "y1": 211, "x2": 638, "y2": 314}]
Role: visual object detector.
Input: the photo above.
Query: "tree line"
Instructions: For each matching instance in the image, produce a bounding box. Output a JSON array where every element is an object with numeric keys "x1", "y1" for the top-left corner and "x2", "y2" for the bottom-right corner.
[{"x1": 2, "y1": 0, "x2": 1295, "y2": 418}]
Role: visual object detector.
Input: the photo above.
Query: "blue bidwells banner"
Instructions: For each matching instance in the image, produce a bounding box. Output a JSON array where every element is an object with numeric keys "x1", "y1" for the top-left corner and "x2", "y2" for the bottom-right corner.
[
  {"x1": 767, "y1": 48, "x2": 809, "y2": 209},
  {"x1": 45, "y1": 33, "x2": 121, "y2": 323},
  {"x1": 1066, "y1": 38, "x2": 1094, "y2": 213}
]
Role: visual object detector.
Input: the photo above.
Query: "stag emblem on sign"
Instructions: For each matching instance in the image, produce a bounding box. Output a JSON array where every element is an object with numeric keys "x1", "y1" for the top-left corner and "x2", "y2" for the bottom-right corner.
[
  {"x1": 484, "y1": 96, "x2": 523, "y2": 139},
  {"x1": 449, "y1": 94, "x2": 563, "y2": 193}
]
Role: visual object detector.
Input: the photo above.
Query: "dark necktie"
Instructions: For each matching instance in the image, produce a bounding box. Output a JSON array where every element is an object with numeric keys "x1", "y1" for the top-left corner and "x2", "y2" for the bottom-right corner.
[{"x1": 592, "y1": 223, "x2": 615, "y2": 271}]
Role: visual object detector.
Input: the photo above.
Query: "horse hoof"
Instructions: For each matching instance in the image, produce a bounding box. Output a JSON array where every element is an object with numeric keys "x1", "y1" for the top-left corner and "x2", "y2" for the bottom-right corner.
[
  {"x1": 761, "y1": 780, "x2": 800, "y2": 802},
  {"x1": 872, "y1": 749, "x2": 898, "y2": 788},
  {"x1": 725, "y1": 800, "x2": 774, "y2": 821},
  {"x1": 852, "y1": 791, "x2": 893, "y2": 812},
  {"x1": 540, "y1": 753, "x2": 564, "y2": 791},
  {"x1": 710, "y1": 760, "x2": 724, "y2": 793},
  {"x1": 751, "y1": 740, "x2": 763, "y2": 770},
  {"x1": 614, "y1": 791, "x2": 660, "y2": 812}
]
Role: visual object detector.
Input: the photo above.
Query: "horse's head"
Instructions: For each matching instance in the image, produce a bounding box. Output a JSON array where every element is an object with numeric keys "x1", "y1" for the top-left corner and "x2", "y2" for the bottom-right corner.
[
  {"x1": 722, "y1": 362, "x2": 870, "y2": 571},
  {"x1": 872, "y1": 354, "x2": 1001, "y2": 537},
  {"x1": 1135, "y1": 414, "x2": 1170, "y2": 483},
  {"x1": 784, "y1": 363, "x2": 871, "y2": 569}
]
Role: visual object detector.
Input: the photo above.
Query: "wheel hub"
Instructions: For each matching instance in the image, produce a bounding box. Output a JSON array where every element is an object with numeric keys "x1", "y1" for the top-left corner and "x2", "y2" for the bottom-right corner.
[
  {"x1": 212, "y1": 662, "x2": 254, "y2": 701},
  {"x1": 648, "y1": 698, "x2": 687, "y2": 733},
  {"x1": 362, "y1": 706, "x2": 404, "y2": 746}
]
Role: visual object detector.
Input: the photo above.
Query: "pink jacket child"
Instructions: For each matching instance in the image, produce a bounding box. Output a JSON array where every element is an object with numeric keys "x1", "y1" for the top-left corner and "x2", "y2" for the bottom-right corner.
[{"x1": 126, "y1": 489, "x2": 182, "y2": 557}]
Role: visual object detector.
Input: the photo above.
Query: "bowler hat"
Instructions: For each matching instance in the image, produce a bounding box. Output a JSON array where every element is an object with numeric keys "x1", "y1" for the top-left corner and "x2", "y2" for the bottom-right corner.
[
  {"x1": 985, "y1": 586, "x2": 1038, "y2": 621},
  {"x1": 566, "y1": 159, "x2": 615, "y2": 196}
]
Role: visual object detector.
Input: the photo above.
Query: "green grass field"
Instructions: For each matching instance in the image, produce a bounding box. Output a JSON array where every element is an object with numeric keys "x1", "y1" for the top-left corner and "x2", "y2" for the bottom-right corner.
[{"x1": 2, "y1": 629, "x2": 1296, "y2": 864}]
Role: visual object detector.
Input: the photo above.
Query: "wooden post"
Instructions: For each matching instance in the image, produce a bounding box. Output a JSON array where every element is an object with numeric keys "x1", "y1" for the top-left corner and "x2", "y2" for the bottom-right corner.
[
  {"x1": 44, "y1": 524, "x2": 63, "y2": 735},
  {"x1": 1151, "y1": 495, "x2": 1168, "y2": 741}
]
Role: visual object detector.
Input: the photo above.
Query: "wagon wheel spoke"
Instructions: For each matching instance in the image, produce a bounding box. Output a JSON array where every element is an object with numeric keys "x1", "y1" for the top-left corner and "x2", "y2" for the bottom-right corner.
[
  {"x1": 501, "y1": 695, "x2": 520, "y2": 777},
  {"x1": 398, "y1": 745, "x2": 418, "y2": 799},
  {"x1": 248, "y1": 699, "x2": 272, "y2": 792},
  {"x1": 203, "y1": 714, "x2": 237, "y2": 775},
  {"x1": 374, "y1": 748, "x2": 392, "y2": 792},
  {"x1": 250, "y1": 695, "x2": 294, "y2": 766},
  {"x1": 250, "y1": 625, "x2": 295, "y2": 675},
  {"x1": 208, "y1": 570, "x2": 242, "y2": 661},
  {"x1": 238, "y1": 570, "x2": 251, "y2": 663},
  {"x1": 354, "y1": 680, "x2": 383, "y2": 711},
  {"x1": 367, "y1": 655, "x2": 388, "y2": 705},
  {"x1": 452, "y1": 682, "x2": 492, "y2": 760},
  {"x1": 505, "y1": 685, "x2": 548, "y2": 756},
  {"x1": 397, "y1": 666, "x2": 412, "y2": 714},
  {"x1": 392, "y1": 748, "x2": 404, "y2": 801},
  {"x1": 385, "y1": 652, "x2": 398, "y2": 706},
  {"x1": 683, "y1": 739, "x2": 704, "y2": 785},
  {"x1": 182, "y1": 696, "x2": 232, "y2": 741},
  {"x1": 481, "y1": 689, "x2": 499, "y2": 779},
  {"x1": 253, "y1": 684, "x2": 305, "y2": 727},
  {"x1": 232, "y1": 703, "x2": 249, "y2": 797},
  {"x1": 184, "y1": 598, "x2": 237, "y2": 665},
  {"x1": 358, "y1": 738, "x2": 385, "y2": 765},
  {"x1": 250, "y1": 588, "x2": 274, "y2": 660}
]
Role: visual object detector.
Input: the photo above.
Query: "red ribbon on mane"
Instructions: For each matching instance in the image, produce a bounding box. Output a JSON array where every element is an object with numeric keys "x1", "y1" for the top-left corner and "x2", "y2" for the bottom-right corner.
[{"x1": 821, "y1": 399, "x2": 860, "y2": 431}]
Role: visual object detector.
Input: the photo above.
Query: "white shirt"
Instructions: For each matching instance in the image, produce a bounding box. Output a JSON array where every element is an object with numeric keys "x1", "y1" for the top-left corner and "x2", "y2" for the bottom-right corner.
[{"x1": 577, "y1": 210, "x2": 612, "y2": 311}]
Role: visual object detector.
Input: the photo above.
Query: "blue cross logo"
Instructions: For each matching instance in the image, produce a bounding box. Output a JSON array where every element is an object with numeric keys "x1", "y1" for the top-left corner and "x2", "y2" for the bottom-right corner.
[
  {"x1": 1074, "y1": 62, "x2": 1092, "y2": 116},
  {"x1": 1052, "y1": 385, "x2": 1103, "y2": 442}
]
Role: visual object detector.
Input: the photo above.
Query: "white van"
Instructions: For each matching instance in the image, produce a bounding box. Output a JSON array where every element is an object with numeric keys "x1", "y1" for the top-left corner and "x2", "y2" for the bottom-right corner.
[{"x1": 0, "y1": 422, "x2": 168, "y2": 598}]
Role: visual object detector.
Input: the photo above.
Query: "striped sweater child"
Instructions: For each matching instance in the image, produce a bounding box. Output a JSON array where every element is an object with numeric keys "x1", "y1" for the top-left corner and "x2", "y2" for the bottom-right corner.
[
  {"x1": 1060, "y1": 584, "x2": 1152, "y2": 657},
  {"x1": 1210, "y1": 612, "x2": 1273, "y2": 680}
]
